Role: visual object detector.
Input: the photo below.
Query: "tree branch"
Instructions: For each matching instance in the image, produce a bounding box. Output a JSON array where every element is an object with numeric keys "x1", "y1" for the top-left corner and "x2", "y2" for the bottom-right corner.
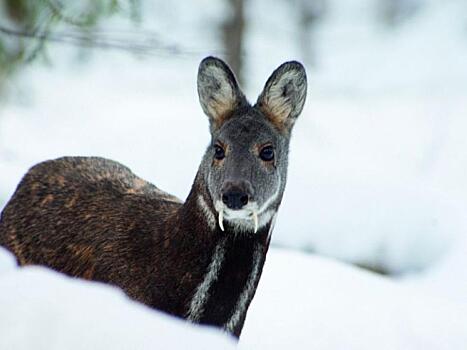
[{"x1": 0, "y1": 25, "x2": 225, "y2": 58}]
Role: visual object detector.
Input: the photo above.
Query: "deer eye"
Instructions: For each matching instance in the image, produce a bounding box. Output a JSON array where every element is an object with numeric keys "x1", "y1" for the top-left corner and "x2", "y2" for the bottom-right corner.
[
  {"x1": 214, "y1": 145, "x2": 225, "y2": 160},
  {"x1": 259, "y1": 146, "x2": 274, "y2": 161}
]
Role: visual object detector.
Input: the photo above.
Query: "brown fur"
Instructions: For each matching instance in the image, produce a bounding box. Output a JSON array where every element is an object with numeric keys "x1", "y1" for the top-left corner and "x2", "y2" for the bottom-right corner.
[{"x1": 0, "y1": 156, "x2": 270, "y2": 337}]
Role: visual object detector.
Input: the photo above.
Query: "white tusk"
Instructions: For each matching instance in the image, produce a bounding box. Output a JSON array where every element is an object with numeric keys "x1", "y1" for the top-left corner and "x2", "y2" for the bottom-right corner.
[
  {"x1": 219, "y1": 210, "x2": 225, "y2": 231},
  {"x1": 252, "y1": 211, "x2": 258, "y2": 234}
]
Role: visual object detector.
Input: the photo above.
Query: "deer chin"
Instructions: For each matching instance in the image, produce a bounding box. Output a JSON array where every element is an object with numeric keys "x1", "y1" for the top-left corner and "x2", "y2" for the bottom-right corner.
[
  {"x1": 224, "y1": 208, "x2": 259, "y2": 233},
  {"x1": 214, "y1": 201, "x2": 272, "y2": 234}
]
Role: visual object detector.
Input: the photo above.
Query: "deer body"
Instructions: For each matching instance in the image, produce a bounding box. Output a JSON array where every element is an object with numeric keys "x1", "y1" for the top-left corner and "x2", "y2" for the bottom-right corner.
[{"x1": 0, "y1": 57, "x2": 307, "y2": 337}]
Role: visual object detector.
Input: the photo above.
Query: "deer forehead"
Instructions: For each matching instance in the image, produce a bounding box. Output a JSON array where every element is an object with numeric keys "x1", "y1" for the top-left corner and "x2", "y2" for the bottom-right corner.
[{"x1": 213, "y1": 113, "x2": 281, "y2": 148}]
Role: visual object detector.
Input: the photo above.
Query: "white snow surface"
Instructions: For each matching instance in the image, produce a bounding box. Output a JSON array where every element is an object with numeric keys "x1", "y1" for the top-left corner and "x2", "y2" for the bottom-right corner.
[
  {"x1": 242, "y1": 248, "x2": 467, "y2": 350},
  {"x1": 0, "y1": 248, "x2": 238, "y2": 350},
  {"x1": 2, "y1": 245, "x2": 467, "y2": 350}
]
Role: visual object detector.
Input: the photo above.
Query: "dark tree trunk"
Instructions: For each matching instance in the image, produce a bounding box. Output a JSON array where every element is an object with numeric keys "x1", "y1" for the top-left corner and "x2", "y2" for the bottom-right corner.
[{"x1": 222, "y1": 0, "x2": 245, "y2": 85}]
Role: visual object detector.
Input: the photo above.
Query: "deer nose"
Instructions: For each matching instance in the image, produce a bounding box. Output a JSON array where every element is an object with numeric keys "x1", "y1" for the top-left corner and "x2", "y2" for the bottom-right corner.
[{"x1": 221, "y1": 181, "x2": 253, "y2": 210}]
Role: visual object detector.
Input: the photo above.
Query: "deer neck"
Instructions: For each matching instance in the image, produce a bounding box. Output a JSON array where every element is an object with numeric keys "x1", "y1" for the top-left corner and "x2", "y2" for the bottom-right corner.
[{"x1": 175, "y1": 173, "x2": 274, "y2": 337}]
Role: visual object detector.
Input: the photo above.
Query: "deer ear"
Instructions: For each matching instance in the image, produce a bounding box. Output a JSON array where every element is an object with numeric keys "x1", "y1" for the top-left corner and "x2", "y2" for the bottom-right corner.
[
  {"x1": 256, "y1": 61, "x2": 307, "y2": 133},
  {"x1": 197, "y1": 56, "x2": 246, "y2": 131}
]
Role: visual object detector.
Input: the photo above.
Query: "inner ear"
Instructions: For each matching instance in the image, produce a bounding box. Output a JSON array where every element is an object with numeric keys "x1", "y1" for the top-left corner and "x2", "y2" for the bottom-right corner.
[
  {"x1": 197, "y1": 57, "x2": 247, "y2": 131},
  {"x1": 256, "y1": 61, "x2": 307, "y2": 133}
]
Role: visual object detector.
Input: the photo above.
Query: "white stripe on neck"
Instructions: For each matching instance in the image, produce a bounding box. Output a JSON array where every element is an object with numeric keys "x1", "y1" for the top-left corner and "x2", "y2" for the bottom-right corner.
[
  {"x1": 223, "y1": 243, "x2": 263, "y2": 333},
  {"x1": 197, "y1": 195, "x2": 216, "y2": 231},
  {"x1": 186, "y1": 237, "x2": 227, "y2": 322},
  {"x1": 267, "y1": 212, "x2": 278, "y2": 243}
]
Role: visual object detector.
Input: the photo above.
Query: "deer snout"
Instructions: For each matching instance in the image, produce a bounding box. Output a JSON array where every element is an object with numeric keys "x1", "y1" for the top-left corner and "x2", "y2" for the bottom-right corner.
[{"x1": 221, "y1": 180, "x2": 253, "y2": 210}]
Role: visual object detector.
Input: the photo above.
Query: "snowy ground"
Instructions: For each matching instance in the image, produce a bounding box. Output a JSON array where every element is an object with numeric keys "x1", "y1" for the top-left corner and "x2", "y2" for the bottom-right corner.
[
  {"x1": 2, "y1": 245, "x2": 467, "y2": 350},
  {"x1": 1, "y1": 0, "x2": 467, "y2": 348},
  {"x1": 0, "y1": 248, "x2": 238, "y2": 350},
  {"x1": 242, "y1": 248, "x2": 467, "y2": 350}
]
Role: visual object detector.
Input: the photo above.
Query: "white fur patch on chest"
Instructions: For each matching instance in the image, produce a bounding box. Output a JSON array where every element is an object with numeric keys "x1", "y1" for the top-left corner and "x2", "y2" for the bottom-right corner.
[{"x1": 186, "y1": 237, "x2": 227, "y2": 322}]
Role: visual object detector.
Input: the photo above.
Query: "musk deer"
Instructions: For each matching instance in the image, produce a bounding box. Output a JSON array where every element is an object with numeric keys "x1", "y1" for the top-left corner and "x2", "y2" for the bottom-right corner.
[{"x1": 0, "y1": 57, "x2": 307, "y2": 337}]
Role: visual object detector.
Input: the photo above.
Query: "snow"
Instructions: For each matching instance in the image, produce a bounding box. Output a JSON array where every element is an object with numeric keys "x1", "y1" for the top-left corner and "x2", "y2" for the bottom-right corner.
[
  {"x1": 242, "y1": 248, "x2": 467, "y2": 350},
  {"x1": 2, "y1": 245, "x2": 467, "y2": 350},
  {"x1": 0, "y1": 248, "x2": 238, "y2": 350},
  {"x1": 1, "y1": 0, "x2": 467, "y2": 348}
]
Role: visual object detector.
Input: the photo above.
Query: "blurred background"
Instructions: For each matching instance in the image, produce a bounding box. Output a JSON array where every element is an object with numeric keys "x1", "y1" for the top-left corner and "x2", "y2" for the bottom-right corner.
[{"x1": 1, "y1": 0, "x2": 466, "y2": 276}]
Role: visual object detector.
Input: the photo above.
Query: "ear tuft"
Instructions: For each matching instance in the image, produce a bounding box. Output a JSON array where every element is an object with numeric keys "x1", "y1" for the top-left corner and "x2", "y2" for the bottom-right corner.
[
  {"x1": 197, "y1": 57, "x2": 246, "y2": 131},
  {"x1": 256, "y1": 61, "x2": 307, "y2": 133}
]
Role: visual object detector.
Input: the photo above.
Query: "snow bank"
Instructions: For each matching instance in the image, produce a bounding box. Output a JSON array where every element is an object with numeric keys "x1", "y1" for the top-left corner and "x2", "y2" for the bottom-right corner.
[
  {"x1": 0, "y1": 248, "x2": 237, "y2": 350},
  {"x1": 241, "y1": 248, "x2": 467, "y2": 350},
  {"x1": 2, "y1": 246, "x2": 466, "y2": 350},
  {"x1": 403, "y1": 235, "x2": 467, "y2": 303}
]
